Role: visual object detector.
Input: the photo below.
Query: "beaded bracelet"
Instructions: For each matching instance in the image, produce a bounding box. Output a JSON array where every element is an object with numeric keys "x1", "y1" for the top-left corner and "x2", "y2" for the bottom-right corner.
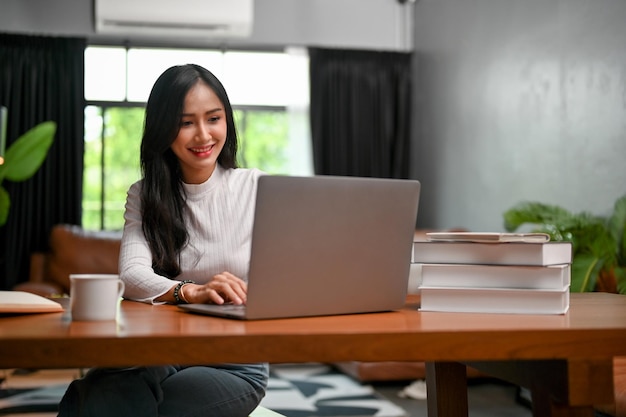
[{"x1": 173, "y1": 280, "x2": 194, "y2": 304}]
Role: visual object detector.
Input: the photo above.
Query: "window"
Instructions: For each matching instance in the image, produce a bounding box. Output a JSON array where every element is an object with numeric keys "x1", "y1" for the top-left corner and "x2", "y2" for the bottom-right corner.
[{"x1": 84, "y1": 46, "x2": 312, "y2": 231}]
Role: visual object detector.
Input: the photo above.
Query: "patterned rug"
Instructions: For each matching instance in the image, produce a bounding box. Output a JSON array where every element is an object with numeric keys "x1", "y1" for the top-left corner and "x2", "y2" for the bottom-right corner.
[
  {"x1": 260, "y1": 364, "x2": 407, "y2": 417},
  {"x1": 0, "y1": 369, "x2": 81, "y2": 416},
  {"x1": 0, "y1": 365, "x2": 407, "y2": 417}
]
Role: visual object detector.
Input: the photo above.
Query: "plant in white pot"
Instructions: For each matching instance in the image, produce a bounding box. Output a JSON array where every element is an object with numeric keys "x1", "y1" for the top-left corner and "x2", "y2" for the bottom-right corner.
[{"x1": 0, "y1": 115, "x2": 56, "y2": 226}]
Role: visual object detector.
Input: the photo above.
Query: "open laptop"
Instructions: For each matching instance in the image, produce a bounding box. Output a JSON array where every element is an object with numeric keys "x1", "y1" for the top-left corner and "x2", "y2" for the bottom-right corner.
[{"x1": 179, "y1": 174, "x2": 420, "y2": 320}]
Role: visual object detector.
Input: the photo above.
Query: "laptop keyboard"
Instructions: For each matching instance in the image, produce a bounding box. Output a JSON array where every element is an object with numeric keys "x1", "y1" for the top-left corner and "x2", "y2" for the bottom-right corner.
[{"x1": 219, "y1": 304, "x2": 246, "y2": 312}]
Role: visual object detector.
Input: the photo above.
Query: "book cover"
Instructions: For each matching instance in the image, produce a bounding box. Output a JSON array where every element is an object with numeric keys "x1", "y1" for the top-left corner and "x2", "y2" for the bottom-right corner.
[
  {"x1": 412, "y1": 240, "x2": 572, "y2": 266},
  {"x1": 418, "y1": 263, "x2": 570, "y2": 290},
  {"x1": 419, "y1": 285, "x2": 570, "y2": 315},
  {"x1": 426, "y1": 232, "x2": 550, "y2": 243}
]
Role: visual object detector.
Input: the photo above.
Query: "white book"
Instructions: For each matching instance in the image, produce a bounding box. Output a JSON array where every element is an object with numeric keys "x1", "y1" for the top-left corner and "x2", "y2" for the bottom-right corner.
[
  {"x1": 412, "y1": 240, "x2": 572, "y2": 266},
  {"x1": 419, "y1": 285, "x2": 570, "y2": 315},
  {"x1": 418, "y1": 263, "x2": 570, "y2": 290}
]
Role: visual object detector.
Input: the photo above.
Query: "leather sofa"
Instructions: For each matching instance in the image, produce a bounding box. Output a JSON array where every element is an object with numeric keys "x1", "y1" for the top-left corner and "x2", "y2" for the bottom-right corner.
[
  {"x1": 14, "y1": 224, "x2": 626, "y2": 416},
  {"x1": 14, "y1": 224, "x2": 121, "y2": 297}
]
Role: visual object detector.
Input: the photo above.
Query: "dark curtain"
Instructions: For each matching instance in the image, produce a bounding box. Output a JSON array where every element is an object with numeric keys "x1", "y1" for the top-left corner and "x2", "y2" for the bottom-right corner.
[
  {"x1": 0, "y1": 33, "x2": 85, "y2": 289},
  {"x1": 309, "y1": 47, "x2": 412, "y2": 178}
]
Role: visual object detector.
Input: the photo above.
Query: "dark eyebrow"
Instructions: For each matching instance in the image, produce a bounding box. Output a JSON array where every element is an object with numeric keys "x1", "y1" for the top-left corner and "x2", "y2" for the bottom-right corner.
[{"x1": 180, "y1": 107, "x2": 223, "y2": 117}]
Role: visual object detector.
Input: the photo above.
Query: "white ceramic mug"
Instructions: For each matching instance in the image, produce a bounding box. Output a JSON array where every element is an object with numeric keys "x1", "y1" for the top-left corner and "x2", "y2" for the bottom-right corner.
[{"x1": 70, "y1": 274, "x2": 125, "y2": 321}]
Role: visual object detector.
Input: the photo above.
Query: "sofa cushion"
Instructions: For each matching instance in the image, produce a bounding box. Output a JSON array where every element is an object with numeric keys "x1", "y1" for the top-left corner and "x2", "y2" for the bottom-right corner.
[{"x1": 47, "y1": 224, "x2": 122, "y2": 293}]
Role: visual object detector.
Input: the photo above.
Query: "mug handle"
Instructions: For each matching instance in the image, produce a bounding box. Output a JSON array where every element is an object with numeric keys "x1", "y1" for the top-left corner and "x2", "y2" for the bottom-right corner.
[{"x1": 117, "y1": 280, "x2": 125, "y2": 299}]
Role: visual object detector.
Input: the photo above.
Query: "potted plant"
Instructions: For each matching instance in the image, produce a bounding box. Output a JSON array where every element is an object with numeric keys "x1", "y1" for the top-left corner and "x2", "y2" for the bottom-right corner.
[
  {"x1": 0, "y1": 119, "x2": 56, "y2": 226},
  {"x1": 503, "y1": 195, "x2": 626, "y2": 294}
]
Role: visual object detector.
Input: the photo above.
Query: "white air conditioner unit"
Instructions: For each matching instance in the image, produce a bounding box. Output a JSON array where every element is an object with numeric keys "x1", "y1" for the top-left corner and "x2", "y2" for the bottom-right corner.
[{"x1": 94, "y1": 0, "x2": 253, "y2": 39}]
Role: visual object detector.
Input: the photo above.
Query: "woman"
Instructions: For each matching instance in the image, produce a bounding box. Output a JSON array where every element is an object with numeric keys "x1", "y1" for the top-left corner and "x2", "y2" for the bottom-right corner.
[{"x1": 58, "y1": 64, "x2": 268, "y2": 417}]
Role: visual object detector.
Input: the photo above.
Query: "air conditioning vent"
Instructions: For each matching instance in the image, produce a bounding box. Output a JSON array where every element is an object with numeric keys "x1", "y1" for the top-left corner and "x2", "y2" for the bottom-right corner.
[{"x1": 94, "y1": 0, "x2": 253, "y2": 39}]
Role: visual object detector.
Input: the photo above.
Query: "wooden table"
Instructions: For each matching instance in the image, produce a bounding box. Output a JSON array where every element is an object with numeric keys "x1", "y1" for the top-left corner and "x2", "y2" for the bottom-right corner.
[{"x1": 1, "y1": 293, "x2": 626, "y2": 417}]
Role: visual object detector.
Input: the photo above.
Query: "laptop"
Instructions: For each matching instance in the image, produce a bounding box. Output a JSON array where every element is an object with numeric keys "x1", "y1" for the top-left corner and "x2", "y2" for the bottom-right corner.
[{"x1": 179, "y1": 174, "x2": 420, "y2": 320}]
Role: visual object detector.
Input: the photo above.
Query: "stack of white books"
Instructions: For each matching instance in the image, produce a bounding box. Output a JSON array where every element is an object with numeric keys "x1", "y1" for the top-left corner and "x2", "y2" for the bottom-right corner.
[{"x1": 413, "y1": 232, "x2": 573, "y2": 314}]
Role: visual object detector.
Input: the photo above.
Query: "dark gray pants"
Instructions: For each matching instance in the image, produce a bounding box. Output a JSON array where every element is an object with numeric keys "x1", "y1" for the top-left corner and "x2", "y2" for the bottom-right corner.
[{"x1": 57, "y1": 363, "x2": 268, "y2": 417}]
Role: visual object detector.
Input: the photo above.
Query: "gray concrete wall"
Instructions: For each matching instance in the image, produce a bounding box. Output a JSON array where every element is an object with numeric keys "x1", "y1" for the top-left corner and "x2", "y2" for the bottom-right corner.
[{"x1": 411, "y1": 0, "x2": 626, "y2": 231}]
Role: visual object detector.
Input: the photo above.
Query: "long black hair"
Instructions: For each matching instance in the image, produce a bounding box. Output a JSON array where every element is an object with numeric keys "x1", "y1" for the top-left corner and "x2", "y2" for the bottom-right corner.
[{"x1": 139, "y1": 64, "x2": 239, "y2": 277}]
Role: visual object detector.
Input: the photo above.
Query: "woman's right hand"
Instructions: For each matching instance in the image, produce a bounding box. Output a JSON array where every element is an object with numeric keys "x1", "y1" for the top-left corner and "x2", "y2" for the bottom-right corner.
[{"x1": 181, "y1": 272, "x2": 247, "y2": 305}]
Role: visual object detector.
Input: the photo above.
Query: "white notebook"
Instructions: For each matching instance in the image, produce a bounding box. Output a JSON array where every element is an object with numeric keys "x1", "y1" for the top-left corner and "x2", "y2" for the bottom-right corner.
[
  {"x1": 426, "y1": 232, "x2": 550, "y2": 243},
  {"x1": 0, "y1": 291, "x2": 64, "y2": 314}
]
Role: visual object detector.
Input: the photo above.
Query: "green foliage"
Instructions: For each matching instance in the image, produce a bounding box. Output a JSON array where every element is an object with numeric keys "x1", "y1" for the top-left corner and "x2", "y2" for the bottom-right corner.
[
  {"x1": 608, "y1": 196, "x2": 626, "y2": 265},
  {"x1": 235, "y1": 110, "x2": 289, "y2": 174},
  {"x1": 0, "y1": 121, "x2": 56, "y2": 226},
  {"x1": 503, "y1": 195, "x2": 626, "y2": 294},
  {"x1": 0, "y1": 186, "x2": 9, "y2": 226},
  {"x1": 82, "y1": 106, "x2": 144, "y2": 230}
]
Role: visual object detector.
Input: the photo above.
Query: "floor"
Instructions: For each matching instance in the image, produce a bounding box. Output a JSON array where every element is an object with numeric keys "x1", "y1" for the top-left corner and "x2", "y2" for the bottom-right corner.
[
  {"x1": 371, "y1": 377, "x2": 532, "y2": 417},
  {"x1": 1, "y1": 369, "x2": 533, "y2": 417},
  {"x1": 0, "y1": 381, "x2": 532, "y2": 417}
]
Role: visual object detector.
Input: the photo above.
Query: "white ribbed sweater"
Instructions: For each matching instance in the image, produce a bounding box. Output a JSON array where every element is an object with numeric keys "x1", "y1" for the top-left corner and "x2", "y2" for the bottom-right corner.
[{"x1": 119, "y1": 165, "x2": 264, "y2": 303}]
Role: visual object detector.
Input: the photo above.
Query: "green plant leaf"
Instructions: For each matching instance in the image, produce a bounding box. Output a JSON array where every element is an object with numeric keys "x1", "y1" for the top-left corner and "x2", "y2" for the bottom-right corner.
[
  {"x1": 614, "y1": 266, "x2": 626, "y2": 295},
  {"x1": 504, "y1": 195, "x2": 626, "y2": 293},
  {"x1": 608, "y1": 195, "x2": 626, "y2": 264},
  {"x1": 570, "y1": 254, "x2": 602, "y2": 292},
  {"x1": 503, "y1": 202, "x2": 572, "y2": 233},
  {"x1": 3, "y1": 121, "x2": 56, "y2": 182},
  {"x1": 567, "y1": 218, "x2": 617, "y2": 267},
  {"x1": 0, "y1": 185, "x2": 9, "y2": 226}
]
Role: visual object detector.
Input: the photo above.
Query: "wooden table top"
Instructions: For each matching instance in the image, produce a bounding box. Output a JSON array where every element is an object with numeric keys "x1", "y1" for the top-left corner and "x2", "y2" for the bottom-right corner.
[{"x1": 1, "y1": 292, "x2": 626, "y2": 369}]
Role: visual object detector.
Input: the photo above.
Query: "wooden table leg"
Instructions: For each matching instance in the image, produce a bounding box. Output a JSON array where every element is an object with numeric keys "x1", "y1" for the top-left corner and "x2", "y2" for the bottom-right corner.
[
  {"x1": 466, "y1": 358, "x2": 613, "y2": 417},
  {"x1": 530, "y1": 387, "x2": 594, "y2": 417},
  {"x1": 426, "y1": 361, "x2": 469, "y2": 417}
]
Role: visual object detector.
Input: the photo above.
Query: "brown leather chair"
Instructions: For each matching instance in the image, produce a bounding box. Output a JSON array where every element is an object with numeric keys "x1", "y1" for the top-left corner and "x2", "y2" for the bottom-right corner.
[{"x1": 14, "y1": 224, "x2": 121, "y2": 297}]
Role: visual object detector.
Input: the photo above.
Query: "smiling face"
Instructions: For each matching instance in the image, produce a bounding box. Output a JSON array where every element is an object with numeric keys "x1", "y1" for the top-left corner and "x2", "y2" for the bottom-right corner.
[{"x1": 170, "y1": 81, "x2": 227, "y2": 184}]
